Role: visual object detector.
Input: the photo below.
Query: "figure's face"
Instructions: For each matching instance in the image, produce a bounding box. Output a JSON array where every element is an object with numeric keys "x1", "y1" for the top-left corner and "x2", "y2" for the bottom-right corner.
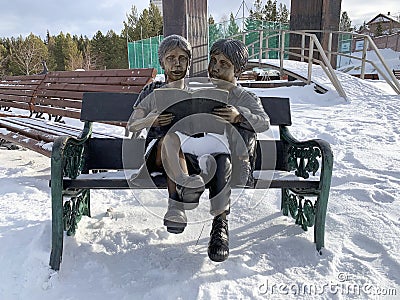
[
  {"x1": 208, "y1": 52, "x2": 236, "y2": 83},
  {"x1": 161, "y1": 47, "x2": 189, "y2": 83}
]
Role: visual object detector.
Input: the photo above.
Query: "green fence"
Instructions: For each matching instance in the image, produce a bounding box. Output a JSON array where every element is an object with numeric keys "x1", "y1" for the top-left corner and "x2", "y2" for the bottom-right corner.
[
  {"x1": 127, "y1": 20, "x2": 290, "y2": 72},
  {"x1": 127, "y1": 35, "x2": 164, "y2": 74}
]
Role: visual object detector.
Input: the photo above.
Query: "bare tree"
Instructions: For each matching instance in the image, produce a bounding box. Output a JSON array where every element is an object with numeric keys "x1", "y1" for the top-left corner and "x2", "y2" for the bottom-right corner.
[{"x1": 10, "y1": 34, "x2": 48, "y2": 75}]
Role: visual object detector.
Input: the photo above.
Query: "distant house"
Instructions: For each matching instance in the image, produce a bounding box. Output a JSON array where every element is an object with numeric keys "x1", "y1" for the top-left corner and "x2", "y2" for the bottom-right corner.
[{"x1": 366, "y1": 13, "x2": 400, "y2": 36}]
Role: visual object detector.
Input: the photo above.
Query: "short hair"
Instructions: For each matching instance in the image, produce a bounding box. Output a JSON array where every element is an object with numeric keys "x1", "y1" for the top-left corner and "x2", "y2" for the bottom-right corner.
[
  {"x1": 158, "y1": 35, "x2": 192, "y2": 67},
  {"x1": 209, "y1": 38, "x2": 249, "y2": 75}
]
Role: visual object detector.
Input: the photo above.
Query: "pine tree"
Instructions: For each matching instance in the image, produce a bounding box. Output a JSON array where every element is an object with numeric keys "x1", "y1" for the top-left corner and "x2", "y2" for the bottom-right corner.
[
  {"x1": 148, "y1": 3, "x2": 163, "y2": 37},
  {"x1": 122, "y1": 5, "x2": 139, "y2": 40},
  {"x1": 64, "y1": 33, "x2": 83, "y2": 70},
  {"x1": 209, "y1": 15, "x2": 222, "y2": 46},
  {"x1": 227, "y1": 13, "x2": 240, "y2": 37},
  {"x1": 250, "y1": 0, "x2": 264, "y2": 19},
  {"x1": 263, "y1": 0, "x2": 277, "y2": 22},
  {"x1": 0, "y1": 43, "x2": 7, "y2": 76},
  {"x1": 244, "y1": 15, "x2": 262, "y2": 48},
  {"x1": 375, "y1": 23, "x2": 383, "y2": 36},
  {"x1": 133, "y1": 8, "x2": 152, "y2": 40},
  {"x1": 105, "y1": 30, "x2": 128, "y2": 69},
  {"x1": 277, "y1": 3, "x2": 289, "y2": 23},
  {"x1": 46, "y1": 34, "x2": 57, "y2": 71},
  {"x1": 90, "y1": 31, "x2": 107, "y2": 69},
  {"x1": 339, "y1": 11, "x2": 352, "y2": 32}
]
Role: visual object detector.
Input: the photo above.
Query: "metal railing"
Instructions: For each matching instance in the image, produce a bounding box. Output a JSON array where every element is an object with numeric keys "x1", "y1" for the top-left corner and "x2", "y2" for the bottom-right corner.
[
  {"x1": 228, "y1": 29, "x2": 400, "y2": 100},
  {"x1": 306, "y1": 30, "x2": 400, "y2": 94}
]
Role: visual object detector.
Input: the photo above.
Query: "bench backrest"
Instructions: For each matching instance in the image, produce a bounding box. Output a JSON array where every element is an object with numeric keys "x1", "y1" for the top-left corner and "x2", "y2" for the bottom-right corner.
[
  {"x1": 81, "y1": 92, "x2": 291, "y2": 171},
  {"x1": 0, "y1": 68, "x2": 156, "y2": 120},
  {"x1": 33, "y1": 68, "x2": 156, "y2": 119},
  {"x1": 81, "y1": 92, "x2": 291, "y2": 124},
  {"x1": 393, "y1": 69, "x2": 400, "y2": 80},
  {"x1": 0, "y1": 74, "x2": 46, "y2": 111}
]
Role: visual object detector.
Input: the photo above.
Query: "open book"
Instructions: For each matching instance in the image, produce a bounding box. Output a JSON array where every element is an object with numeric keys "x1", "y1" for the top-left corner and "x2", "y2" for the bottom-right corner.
[{"x1": 153, "y1": 88, "x2": 229, "y2": 135}]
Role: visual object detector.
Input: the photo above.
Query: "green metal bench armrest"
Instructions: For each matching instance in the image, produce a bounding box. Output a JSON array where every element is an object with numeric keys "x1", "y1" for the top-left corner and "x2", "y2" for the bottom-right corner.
[
  {"x1": 51, "y1": 121, "x2": 93, "y2": 180},
  {"x1": 280, "y1": 126, "x2": 333, "y2": 192}
]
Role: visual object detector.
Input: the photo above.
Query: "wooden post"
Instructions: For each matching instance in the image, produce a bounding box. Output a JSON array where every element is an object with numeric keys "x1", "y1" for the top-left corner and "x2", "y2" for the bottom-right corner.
[
  {"x1": 163, "y1": 0, "x2": 208, "y2": 77},
  {"x1": 289, "y1": 0, "x2": 341, "y2": 68}
]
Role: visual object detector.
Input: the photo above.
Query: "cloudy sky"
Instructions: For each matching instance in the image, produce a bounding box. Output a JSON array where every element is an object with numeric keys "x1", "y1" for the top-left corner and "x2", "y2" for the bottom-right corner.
[{"x1": 0, "y1": 0, "x2": 399, "y2": 38}]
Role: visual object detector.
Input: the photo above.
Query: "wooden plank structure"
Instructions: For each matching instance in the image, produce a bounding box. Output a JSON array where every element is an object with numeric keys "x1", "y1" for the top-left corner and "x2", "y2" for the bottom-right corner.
[
  {"x1": 0, "y1": 68, "x2": 156, "y2": 155},
  {"x1": 49, "y1": 91, "x2": 333, "y2": 270},
  {"x1": 163, "y1": 0, "x2": 208, "y2": 77},
  {"x1": 393, "y1": 69, "x2": 400, "y2": 80},
  {"x1": 0, "y1": 74, "x2": 46, "y2": 114},
  {"x1": 289, "y1": 0, "x2": 342, "y2": 68}
]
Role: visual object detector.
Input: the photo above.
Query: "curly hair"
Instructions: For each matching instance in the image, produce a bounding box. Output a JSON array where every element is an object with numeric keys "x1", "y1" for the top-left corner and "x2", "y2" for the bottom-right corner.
[{"x1": 209, "y1": 38, "x2": 249, "y2": 75}]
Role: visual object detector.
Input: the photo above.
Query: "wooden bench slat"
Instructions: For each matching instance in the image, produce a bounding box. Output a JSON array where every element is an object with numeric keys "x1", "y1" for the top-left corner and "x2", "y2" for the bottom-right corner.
[
  {"x1": 43, "y1": 76, "x2": 152, "y2": 86},
  {"x1": 0, "y1": 94, "x2": 33, "y2": 102},
  {"x1": 0, "y1": 79, "x2": 44, "y2": 85},
  {"x1": 62, "y1": 178, "x2": 320, "y2": 190},
  {"x1": 0, "y1": 118, "x2": 59, "y2": 142},
  {"x1": 60, "y1": 170, "x2": 320, "y2": 190},
  {"x1": 41, "y1": 83, "x2": 143, "y2": 94},
  {"x1": 2, "y1": 75, "x2": 46, "y2": 81},
  {"x1": 0, "y1": 129, "x2": 52, "y2": 157},
  {"x1": 13, "y1": 117, "x2": 122, "y2": 139},
  {"x1": 32, "y1": 106, "x2": 81, "y2": 119},
  {"x1": 36, "y1": 90, "x2": 83, "y2": 100},
  {"x1": 0, "y1": 100, "x2": 31, "y2": 110},
  {"x1": 35, "y1": 97, "x2": 82, "y2": 109},
  {"x1": 47, "y1": 68, "x2": 157, "y2": 78},
  {"x1": 0, "y1": 84, "x2": 41, "y2": 91},
  {"x1": 0, "y1": 117, "x2": 75, "y2": 139},
  {"x1": 393, "y1": 70, "x2": 400, "y2": 80},
  {"x1": 0, "y1": 117, "x2": 122, "y2": 147}
]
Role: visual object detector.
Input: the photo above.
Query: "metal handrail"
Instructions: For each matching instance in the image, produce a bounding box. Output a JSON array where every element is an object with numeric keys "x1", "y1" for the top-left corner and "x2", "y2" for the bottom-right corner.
[
  {"x1": 243, "y1": 29, "x2": 348, "y2": 100},
  {"x1": 228, "y1": 29, "x2": 400, "y2": 98},
  {"x1": 304, "y1": 30, "x2": 400, "y2": 94}
]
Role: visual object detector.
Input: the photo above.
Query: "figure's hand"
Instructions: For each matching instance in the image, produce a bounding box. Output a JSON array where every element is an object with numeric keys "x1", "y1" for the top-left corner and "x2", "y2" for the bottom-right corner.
[
  {"x1": 127, "y1": 109, "x2": 172, "y2": 132},
  {"x1": 151, "y1": 112, "x2": 174, "y2": 127},
  {"x1": 213, "y1": 105, "x2": 242, "y2": 123}
]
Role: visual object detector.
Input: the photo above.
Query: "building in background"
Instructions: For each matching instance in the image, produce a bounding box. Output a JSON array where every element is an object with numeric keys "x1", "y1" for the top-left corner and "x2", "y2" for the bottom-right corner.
[{"x1": 366, "y1": 13, "x2": 400, "y2": 36}]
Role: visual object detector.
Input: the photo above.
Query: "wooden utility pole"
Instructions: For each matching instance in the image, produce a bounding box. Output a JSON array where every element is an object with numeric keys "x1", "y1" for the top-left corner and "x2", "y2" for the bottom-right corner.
[
  {"x1": 289, "y1": 0, "x2": 342, "y2": 68},
  {"x1": 163, "y1": 0, "x2": 208, "y2": 77}
]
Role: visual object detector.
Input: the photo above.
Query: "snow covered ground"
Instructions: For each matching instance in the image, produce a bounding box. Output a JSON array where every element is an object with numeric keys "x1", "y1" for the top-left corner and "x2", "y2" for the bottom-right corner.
[
  {"x1": 337, "y1": 48, "x2": 400, "y2": 77},
  {"x1": 0, "y1": 73, "x2": 399, "y2": 299}
]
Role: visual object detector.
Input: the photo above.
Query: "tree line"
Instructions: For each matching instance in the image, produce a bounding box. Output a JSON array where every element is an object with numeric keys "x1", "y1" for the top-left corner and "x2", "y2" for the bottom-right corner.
[
  {"x1": 0, "y1": 3, "x2": 163, "y2": 76},
  {"x1": 209, "y1": 0, "x2": 289, "y2": 42},
  {"x1": 0, "y1": 0, "x2": 290, "y2": 76}
]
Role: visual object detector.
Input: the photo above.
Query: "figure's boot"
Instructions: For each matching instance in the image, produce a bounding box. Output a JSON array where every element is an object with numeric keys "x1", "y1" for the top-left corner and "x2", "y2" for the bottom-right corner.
[
  {"x1": 163, "y1": 198, "x2": 187, "y2": 234},
  {"x1": 175, "y1": 174, "x2": 205, "y2": 210},
  {"x1": 207, "y1": 213, "x2": 229, "y2": 262}
]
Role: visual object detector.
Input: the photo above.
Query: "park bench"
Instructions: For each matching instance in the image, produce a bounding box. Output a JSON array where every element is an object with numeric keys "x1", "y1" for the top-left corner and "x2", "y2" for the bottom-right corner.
[
  {"x1": 238, "y1": 71, "x2": 258, "y2": 81},
  {"x1": 351, "y1": 73, "x2": 379, "y2": 80},
  {"x1": 393, "y1": 69, "x2": 400, "y2": 80},
  {"x1": 0, "y1": 68, "x2": 156, "y2": 155},
  {"x1": 49, "y1": 91, "x2": 333, "y2": 271}
]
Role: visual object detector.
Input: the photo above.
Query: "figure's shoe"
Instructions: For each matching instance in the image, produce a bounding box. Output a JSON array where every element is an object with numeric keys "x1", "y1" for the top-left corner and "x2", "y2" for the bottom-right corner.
[
  {"x1": 175, "y1": 174, "x2": 205, "y2": 210},
  {"x1": 163, "y1": 199, "x2": 187, "y2": 234},
  {"x1": 207, "y1": 214, "x2": 229, "y2": 262}
]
